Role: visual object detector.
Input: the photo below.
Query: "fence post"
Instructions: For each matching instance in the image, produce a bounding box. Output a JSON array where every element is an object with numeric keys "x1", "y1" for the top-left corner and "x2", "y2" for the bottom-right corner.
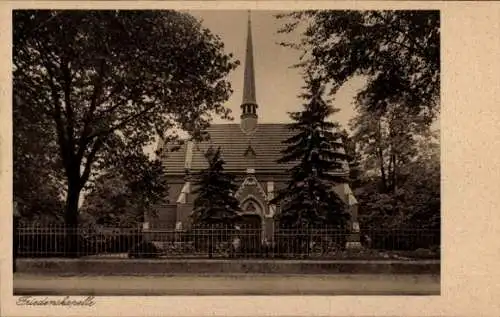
[{"x1": 345, "y1": 221, "x2": 362, "y2": 250}]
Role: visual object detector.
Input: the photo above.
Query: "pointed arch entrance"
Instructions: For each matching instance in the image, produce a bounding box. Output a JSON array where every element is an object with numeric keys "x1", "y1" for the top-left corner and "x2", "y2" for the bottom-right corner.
[
  {"x1": 236, "y1": 197, "x2": 264, "y2": 255},
  {"x1": 234, "y1": 174, "x2": 269, "y2": 244},
  {"x1": 238, "y1": 197, "x2": 264, "y2": 229}
]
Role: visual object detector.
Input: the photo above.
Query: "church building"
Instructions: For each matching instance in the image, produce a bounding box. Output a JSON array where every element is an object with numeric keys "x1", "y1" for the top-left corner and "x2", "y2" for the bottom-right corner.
[{"x1": 146, "y1": 14, "x2": 359, "y2": 243}]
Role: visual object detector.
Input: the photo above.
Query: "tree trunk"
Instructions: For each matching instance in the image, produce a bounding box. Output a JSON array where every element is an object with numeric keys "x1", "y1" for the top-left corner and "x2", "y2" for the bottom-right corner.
[{"x1": 64, "y1": 182, "x2": 81, "y2": 258}]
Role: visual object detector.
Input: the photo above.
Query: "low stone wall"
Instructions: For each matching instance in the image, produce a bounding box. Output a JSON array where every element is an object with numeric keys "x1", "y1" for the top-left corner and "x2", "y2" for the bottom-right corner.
[{"x1": 17, "y1": 258, "x2": 440, "y2": 275}]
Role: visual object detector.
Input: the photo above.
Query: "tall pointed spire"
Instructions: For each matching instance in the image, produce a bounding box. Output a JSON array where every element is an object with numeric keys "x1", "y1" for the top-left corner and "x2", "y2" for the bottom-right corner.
[
  {"x1": 242, "y1": 10, "x2": 257, "y2": 106},
  {"x1": 241, "y1": 10, "x2": 258, "y2": 134}
]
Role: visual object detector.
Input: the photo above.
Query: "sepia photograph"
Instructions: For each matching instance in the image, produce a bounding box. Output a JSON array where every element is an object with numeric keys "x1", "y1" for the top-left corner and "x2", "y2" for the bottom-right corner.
[{"x1": 11, "y1": 8, "x2": 441, "y2": 296}]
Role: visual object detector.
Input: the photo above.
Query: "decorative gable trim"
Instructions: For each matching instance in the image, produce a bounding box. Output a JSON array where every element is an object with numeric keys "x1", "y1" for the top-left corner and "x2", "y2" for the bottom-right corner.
[
  {"x1": 239, "y1": 194, "x2": 265, "y2": 217},
  {"x1": 235, "y1": 175, "x2": 267, "y2": 202}
]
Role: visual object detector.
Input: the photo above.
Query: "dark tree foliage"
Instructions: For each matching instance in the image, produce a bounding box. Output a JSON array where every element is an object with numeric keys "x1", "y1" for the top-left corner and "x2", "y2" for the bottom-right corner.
[
  {"x1": 13, "y1": 10, "x2": 239, "y2": 239},
  {"x1": 272, "y1": 76, "x2": 350, "y2": 228},
  {"x1": 277, "y1": 10, "x2": 440, "y2": 122},
  {"x1": 276, "y1": 10, "x2": 440, "y2": 233},
  {"x1": 80, "y1": 153, "x2": 168, "y2": 227},
  {"x1": 350, "y1": 101, "x2": 432, "y2": 194},
  {"x1": 355, "y1": 133, "x2": 440, "y2": 230},
  {"x1": 191, "y1": 147, "x2": 242, "y2": 226},
  {"x1": 13, "y1": 95, "x2": 65, "y2": 222}
]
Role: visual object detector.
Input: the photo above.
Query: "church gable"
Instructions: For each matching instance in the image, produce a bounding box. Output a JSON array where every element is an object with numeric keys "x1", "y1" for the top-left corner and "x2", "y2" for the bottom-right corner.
[{"x1": 235, "y1": 175, "x2": 267, "y2": 203}]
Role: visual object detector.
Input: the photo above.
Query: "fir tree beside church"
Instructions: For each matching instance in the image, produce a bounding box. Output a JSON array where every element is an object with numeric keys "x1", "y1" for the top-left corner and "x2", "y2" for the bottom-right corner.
[
  {"x1": 191, "y1": 147, "x2": 242, "y2": 226},
  {"x1": 272, "y1": 76, "x2": 351, "y2": 229}
]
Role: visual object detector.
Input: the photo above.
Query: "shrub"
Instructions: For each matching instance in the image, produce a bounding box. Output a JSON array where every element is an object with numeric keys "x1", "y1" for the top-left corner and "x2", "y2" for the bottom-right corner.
[{"x1": 128, "y1": 241, "x2": 161, "y2": 258}]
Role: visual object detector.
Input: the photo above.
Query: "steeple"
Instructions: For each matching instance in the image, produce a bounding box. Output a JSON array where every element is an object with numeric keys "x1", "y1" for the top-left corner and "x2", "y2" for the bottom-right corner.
[{"x1": 240, "y1": 11, "x2": 258, "y2": 133}]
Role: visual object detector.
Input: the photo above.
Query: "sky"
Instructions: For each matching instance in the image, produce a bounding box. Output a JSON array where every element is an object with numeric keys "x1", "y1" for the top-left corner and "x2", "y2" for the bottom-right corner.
[
  {"x1": 189, "y1": 10, "x2": 366, "y2": 130},
  {"x1": 146, "y1": 9, "x2": 438, "y2": 155}
]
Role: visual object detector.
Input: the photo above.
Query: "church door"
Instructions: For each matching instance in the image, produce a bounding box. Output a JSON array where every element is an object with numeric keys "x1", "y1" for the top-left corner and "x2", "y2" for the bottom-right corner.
[
  {"x1": 236, "y1": 214, "x2": 262, "y2": 257},
  {"x1": 236, "y1": 199, "x2": 264, "y2": 257}
]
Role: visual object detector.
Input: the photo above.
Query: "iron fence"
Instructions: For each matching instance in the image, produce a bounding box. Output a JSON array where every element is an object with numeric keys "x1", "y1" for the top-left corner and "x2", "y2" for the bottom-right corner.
[{"x1": 15, "y1": 224, "x2": 440, "y2": 259}]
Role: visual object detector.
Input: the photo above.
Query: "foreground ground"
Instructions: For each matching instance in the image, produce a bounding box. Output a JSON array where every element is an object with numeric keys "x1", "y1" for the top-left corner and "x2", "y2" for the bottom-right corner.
[{"x1": 14, "y1": 273, "x2": 440, "y2": 296}]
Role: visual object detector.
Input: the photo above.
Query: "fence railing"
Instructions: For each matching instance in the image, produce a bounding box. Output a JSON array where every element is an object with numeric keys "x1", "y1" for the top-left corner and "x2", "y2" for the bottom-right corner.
[{"x1": 15, "y1": 224, "x2": 440, "y2": 259}]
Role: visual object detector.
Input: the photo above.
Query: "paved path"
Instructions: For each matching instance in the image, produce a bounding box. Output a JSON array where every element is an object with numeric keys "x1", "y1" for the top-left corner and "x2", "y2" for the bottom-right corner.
[{"x1": 14, "y1": 274, "x2": 440, "y2": 296}]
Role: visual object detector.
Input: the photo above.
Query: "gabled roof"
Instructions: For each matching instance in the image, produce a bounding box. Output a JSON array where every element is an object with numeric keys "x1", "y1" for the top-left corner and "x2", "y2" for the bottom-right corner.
[{"x1": 161, "y1": 123, "x2": 348, "y2": 176}]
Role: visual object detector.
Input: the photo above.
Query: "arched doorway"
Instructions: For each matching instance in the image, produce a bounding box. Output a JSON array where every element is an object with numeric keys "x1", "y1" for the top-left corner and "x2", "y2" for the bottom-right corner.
[{"x1": 236, "y1": 198, "x2": 264, "y2": 257}]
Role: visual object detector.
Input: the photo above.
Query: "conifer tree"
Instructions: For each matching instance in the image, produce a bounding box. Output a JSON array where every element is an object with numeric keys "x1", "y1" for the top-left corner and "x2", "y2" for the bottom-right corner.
[
  {"x1": 191, "y1": 147, "x2": 242, "y2": 226},
  {"x1": 272, "y1": 76, "x2": 351, "y2": 228}
]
